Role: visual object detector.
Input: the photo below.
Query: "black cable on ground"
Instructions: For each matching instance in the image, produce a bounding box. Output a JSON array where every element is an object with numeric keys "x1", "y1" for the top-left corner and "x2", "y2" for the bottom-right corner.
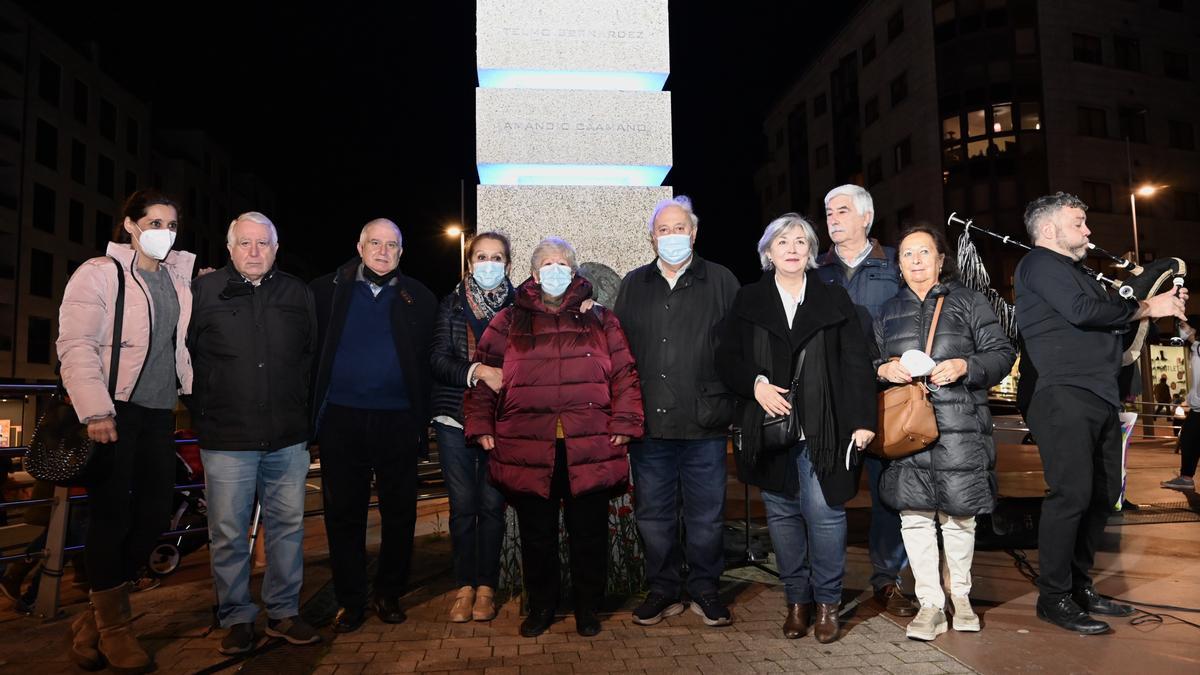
[{"x1": 1002, "y1": 548, "x2": 1200, "y2": 632}]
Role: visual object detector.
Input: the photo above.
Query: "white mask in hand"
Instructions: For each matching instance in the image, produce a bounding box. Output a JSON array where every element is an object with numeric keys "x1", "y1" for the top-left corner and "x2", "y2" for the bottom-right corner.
[{"x1": 900, "y1": 350, "x2": 936, "y2": 378}]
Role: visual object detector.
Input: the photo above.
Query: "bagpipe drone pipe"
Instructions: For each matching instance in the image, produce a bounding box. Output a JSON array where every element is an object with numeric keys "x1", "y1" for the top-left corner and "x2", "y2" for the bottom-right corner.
[{"x1": 947, "y1": 212, "x2": 1187, "y2": 369}]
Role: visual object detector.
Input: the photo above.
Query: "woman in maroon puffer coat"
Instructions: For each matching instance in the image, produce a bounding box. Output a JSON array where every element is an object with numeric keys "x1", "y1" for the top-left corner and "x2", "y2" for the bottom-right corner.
[{"x1": 464, "y1": 237, "x2": 644, "y2": 639}]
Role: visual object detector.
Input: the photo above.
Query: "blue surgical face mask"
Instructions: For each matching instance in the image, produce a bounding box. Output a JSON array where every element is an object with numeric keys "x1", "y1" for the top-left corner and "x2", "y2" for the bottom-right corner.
[
  {"x1": 538, "y1": 263, "x2": 573, "y2": 297},
  {"x1": 471, "y1": 261, "x2": 506, "y2": 290},
  {"x1": 656, "y1": 233, "x2": 693, "y2": 265}
]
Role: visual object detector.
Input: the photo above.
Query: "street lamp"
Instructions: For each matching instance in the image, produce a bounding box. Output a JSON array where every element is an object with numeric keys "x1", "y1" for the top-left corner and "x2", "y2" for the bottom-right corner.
[
  {"x1": 1128, "y1": 184, "x2": 1167, "y2": 437},
  {"x1": 1129, "y1": 183, "x2": 1166, "y2": 262},
  {"x1": 446, "y1": 225, "x2": 465, "y2": 279}
]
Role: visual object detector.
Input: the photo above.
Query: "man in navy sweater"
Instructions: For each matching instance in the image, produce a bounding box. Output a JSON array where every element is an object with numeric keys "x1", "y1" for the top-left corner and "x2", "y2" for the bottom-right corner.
[{"x1": 310, "y1": 219, "x2": 437, "y2": 633}]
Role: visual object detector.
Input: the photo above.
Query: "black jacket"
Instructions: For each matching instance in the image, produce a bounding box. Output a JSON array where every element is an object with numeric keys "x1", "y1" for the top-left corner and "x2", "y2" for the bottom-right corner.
[
  {"x1": 187, "y1": 264, "x2": 318, "y2": 451},
  {"x1": 1014, "y1": 246, "x2": 1137, "y2": 409},
  {"x1": 613, "y1": 256, "x2": 740, "y2": 439},
  {"x1": 429, "y1": 283, "x2": 514, "y2": 423},
  {"x1": 310, "y1": 258, "x2": 438, "y2": 433},
  {"x1": 873, "y1": 281, "x2": 1016, "y2": 516},
  {"x1": 716, "y1": 270, "x2": 877, "y2": 505}
]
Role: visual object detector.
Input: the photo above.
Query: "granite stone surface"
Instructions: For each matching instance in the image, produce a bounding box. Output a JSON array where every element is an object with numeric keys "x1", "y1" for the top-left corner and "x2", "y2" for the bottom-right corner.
[
  {"x1": 476, "y1": 88, "x2": 672, "y2": 167},
  {"x1": 476, "y1": 185, "x2": 672, "y2": 279},
  {"x1": 477, "y1": 0, "x2": 669, "y2": 74}
]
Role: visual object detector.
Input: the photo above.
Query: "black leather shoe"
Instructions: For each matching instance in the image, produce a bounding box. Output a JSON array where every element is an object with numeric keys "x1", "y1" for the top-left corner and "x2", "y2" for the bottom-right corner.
[
  {"x1": 575, "y1": 609, "x2": 601, "y2": 637},
  {"x1": 520, "y1": 608, "x2": 556, "y2": 637},
  {"x1": 1036, "y1": 595, "x2": 1110, "y2": 634},
  {"x1": 1073, "y1": 586, "x2": 1135, "y2": 617},
  {"x1": 372, "y1": 596, "x2": 407, "y2": 624},
  {"x1": 333, "y1": 606, "x2": 366, "y2": 633}
]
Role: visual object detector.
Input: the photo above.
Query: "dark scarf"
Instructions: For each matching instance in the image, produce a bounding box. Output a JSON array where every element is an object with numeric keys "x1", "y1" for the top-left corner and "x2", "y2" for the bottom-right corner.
[
  {"x1": 362, "y1": 264, "x2": 399, "y2": 287},
  {"x1": 798, "y1": 332, "x2": 839, "y2": 478},
  {"x1": 463, "y1": 274, "x2": 512, "y2": 322}
]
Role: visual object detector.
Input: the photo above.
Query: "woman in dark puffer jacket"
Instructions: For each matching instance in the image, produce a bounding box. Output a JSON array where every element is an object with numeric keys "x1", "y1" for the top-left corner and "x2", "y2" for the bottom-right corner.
[
  {"x1": 874, "y1": 224, "x2": 1015, "y2": 641},
  {"x1": 463, "y1": 237, "x2": 644, "y2": 639},
  {"x1": 430, "y1": 232, "x2": 515, "y2": 624}
]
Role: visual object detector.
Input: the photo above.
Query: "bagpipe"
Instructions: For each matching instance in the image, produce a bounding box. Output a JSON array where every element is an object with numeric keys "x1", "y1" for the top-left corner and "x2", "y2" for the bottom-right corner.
[{"x1": 947, "y1": 212, "x2": 1187, "y2": 366}]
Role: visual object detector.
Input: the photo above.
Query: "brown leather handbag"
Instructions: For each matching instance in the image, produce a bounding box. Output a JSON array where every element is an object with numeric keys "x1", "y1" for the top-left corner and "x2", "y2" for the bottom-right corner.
[{"x1": 868, "y1": 296, "x2": 944, "y2": 460}]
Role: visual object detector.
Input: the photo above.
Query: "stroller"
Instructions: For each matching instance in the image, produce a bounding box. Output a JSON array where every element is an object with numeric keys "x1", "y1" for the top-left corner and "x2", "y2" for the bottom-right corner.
[{"x1": 143, "y1": 430, "x2": 208, "y2": 579}]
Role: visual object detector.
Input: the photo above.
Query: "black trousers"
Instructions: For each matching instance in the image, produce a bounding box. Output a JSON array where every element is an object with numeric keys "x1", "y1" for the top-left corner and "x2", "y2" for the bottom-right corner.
[
  {"x1": 511, "y1": 441, "x2": 610, "y2": 613},
  {"x1": 85, "y1": 401, "x2": 176, "y2": 591},
  {"x1": 1180, "y1": 411, "x2": 1200, "y2": 477},
  {"x1": 1026, "y1": 386, "x2": 1123, "y2": 599},
  {"x1": 318, "y1": 404, "x2": 419, "y2": 610}
]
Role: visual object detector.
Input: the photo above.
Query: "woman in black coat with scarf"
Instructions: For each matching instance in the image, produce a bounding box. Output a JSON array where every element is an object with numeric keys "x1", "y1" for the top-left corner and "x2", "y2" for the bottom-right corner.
[
  {"x1": 716, "y1": 214, "x2": 877, "y2": 644},
  {"x1": 873, "y1": 224, "x2": 1015, "y2": 641},
  {"x1": 430, "y1": 232, "x2": 515, "y2": 624}
]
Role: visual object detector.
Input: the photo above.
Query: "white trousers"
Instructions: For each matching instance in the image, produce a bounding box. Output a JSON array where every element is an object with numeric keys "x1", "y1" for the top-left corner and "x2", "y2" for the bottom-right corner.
[{"x1": 899, "y1": 510, "x2": 977, "y2": 608}]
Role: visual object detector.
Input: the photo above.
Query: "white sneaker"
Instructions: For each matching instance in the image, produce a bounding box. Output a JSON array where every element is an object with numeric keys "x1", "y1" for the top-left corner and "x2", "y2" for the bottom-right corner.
[
  {"x1": 949, "y1": 595, "x2": 980, "y2": 632},
  {"x1": 906, "y1": 606, "x2": 948, "y2": 641}
]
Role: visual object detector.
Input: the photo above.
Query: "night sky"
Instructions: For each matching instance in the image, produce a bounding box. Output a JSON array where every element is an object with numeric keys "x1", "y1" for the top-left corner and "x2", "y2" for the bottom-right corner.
[{"x1": 20, "y1": 1, "x2": 854, "y2": 293}]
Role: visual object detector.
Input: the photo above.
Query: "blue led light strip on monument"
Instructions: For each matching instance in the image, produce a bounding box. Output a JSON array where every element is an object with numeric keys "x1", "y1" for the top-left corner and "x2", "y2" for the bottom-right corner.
[
  {"x1": 478, "y1": 69, "x2": 668, "y2": 92},
  {"x1": 478, "y1": 163, "x2": 670, "y2": 187}
]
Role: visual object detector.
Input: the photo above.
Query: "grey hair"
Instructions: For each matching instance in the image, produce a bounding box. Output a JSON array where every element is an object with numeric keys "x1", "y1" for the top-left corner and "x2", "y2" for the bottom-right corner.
[
  {"x1": 823, "y1": 184, "x2": 875, "y2": 232},
  {"x1": 1024, "y1": 191, "x2": 1088, "y2": 243},
  {"x1": 358, "y1": 218, "x2": 403, "y2": 246},
  {"x1": 530, "y1": 237, "x2": 579, "y2": 275},
  {"x1": 226, "y1": 211, "x2": 279, "y2": 247},
  {"x1": 646, "y1": 195, "x2": 699, "y2": 234},
  {"x1": 757, "y1": 213, "x2": 820, "y2": 271}
]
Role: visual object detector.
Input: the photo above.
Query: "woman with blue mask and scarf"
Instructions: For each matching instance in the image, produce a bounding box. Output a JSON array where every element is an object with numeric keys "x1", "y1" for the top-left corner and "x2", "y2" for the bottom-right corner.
[{"x1": 430, "y1": 232, "x2": 516, "y2": 623}]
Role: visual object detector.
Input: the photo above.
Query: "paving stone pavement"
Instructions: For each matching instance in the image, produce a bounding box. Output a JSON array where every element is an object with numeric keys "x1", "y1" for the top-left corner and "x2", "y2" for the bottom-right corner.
[
  {"x1": 291, "y1": 582, "x2": 976, "y2": 675},
  {"x1": 0, "y1": 556, "x2": 975, "y2": 675}
]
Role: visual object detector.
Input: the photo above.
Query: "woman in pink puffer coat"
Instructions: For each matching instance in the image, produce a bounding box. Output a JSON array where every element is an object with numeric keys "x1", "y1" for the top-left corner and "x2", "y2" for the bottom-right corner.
[{"x1": 57, "y1": 189, "x2": 193, "y2": 673}]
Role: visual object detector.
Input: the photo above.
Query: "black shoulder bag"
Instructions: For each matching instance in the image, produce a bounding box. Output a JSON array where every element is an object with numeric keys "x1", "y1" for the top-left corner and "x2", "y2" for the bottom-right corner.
[
  {"x1": 760, "y1": 346, "x2": 807, "y2": 453},
  {"x1": 25, "y1": 257, "x2": 125, "y2": 485}
]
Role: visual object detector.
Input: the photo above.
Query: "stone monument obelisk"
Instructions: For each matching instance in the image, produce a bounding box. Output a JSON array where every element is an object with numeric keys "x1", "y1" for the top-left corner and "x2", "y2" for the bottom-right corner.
[
  {"x1": 476, "y1": 0, "x2": 672, "y2": 598},
  {"x1": 475, "y1": 0, "x2": 674, "y2": 294}
]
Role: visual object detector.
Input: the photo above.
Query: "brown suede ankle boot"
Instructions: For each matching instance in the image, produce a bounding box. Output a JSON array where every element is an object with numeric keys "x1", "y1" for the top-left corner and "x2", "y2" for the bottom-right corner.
[
  {"x1": 68, "y1": 606, "x2": 103, "y2": 670},
  {"x1": 91, "y1": 584, "x2": 152, "y2": 674}
]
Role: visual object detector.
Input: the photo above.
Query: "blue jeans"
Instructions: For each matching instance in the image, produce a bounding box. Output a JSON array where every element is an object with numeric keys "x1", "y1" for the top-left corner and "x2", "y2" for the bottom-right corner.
[
  {"x1": 201, "y1": 443, "x2": 310, "y2": 627},
  {"x1": 435, "y1": 422, "x2": 506, "y2": 589},
  {"x1": 865, "y1": 454, "x2": 908, "y2": 590},
  {"x1": 630, "y1": 437, "x2": 728, "y2": 598},
  {"x1": 760, "y1": 442, "x2": 847, "y2": 605}
]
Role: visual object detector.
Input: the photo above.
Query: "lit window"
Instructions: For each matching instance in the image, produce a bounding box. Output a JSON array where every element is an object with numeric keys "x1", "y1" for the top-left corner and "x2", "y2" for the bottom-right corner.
[
  {"x1": 967, "y1": 109, "x2": 987, "y2": 138},
  {"x1": 992, "y1": 104, "x2": 1013, "y2": 133},
  {"x1": 943, "y1": 116, "x2": 962, "y2": 142},
  {"x1": 1020, "y1": 103, "x2": 1041, "y2": 131}
]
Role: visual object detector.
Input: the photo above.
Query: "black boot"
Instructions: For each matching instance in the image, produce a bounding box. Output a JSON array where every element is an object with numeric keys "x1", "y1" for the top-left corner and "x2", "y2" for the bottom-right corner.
[
  {"x1": 575, "y1": 608, "x2": 601, "y2": 637},
  {"x1": 520, "y1": 608, "x2": 555, "y2": 637},
  {"x1": 1036, "y1": 595, "x2": 1110, "y2": 634},
  {"x1": 1073, "y1": 586, "x2": 1135, "y2": 617}
]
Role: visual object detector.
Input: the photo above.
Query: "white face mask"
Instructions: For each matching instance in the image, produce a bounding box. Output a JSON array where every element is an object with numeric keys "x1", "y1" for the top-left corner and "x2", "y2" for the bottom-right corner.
[{"x1": 136, "y1": 226, "x2": 176, "y2": 260}]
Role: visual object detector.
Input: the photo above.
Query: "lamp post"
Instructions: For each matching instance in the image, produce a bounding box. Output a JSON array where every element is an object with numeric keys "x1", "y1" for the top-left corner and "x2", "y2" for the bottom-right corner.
[
  {"x1": 1129, "y1": 184, "x2": 1165, "y2": 438},
  {"x1": 446, "y1": 225, "x2": 465, "y2": 279},
  {"x1": 1129, "y1": 183, "x2": 1162, "y2": 262}
]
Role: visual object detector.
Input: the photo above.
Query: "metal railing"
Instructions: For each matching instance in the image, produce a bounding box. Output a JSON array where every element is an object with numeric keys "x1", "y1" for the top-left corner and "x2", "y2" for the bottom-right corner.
[{"x1": 986, "y1": 392, "x2": 1186, "y2": 441}]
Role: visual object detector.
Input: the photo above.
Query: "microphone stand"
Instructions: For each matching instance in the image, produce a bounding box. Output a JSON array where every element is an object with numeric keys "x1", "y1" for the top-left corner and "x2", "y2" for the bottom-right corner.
[{"x1": 724, "y1": 477, "x2": 778, "y2": 578}]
